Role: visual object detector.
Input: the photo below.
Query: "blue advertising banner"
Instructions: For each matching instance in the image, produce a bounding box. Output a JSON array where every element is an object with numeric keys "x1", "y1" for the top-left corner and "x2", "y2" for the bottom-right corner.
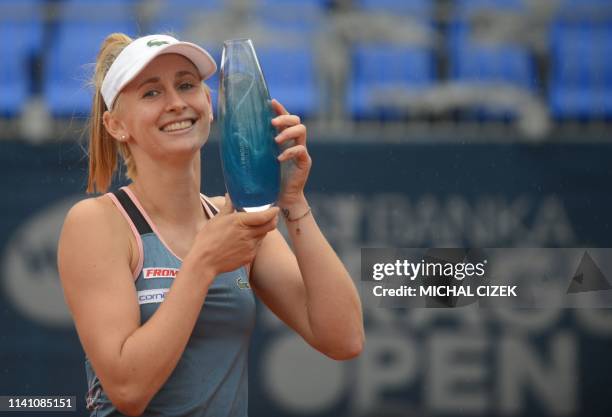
[{"x1": 1, "y1": 140, "x2": 611, "y2": 417}]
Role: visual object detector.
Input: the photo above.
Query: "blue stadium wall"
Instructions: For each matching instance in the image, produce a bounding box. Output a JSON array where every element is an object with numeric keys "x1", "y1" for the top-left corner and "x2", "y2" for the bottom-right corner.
[{"x1": 1, "y1": 139, "x2": 611, "y2": 417}]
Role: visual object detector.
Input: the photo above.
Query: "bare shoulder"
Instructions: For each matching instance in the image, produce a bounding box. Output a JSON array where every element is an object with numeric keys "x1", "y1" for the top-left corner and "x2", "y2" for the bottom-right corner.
[
  {"x1": 58, "y1": 195, "x2": 141, "y2": 392},
  {"x1": 61, "y1": 195, "x2": 128, "y2": 242},
  {"x1": 63, "y1": 194, "x2": 117, "y2": 225},
  {"x1": 58, "y1": 194, "x2": 134, "y2": 279}
]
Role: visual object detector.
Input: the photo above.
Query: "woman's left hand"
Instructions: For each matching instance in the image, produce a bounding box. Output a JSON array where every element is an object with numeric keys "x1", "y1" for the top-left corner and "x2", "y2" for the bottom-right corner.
[{"x1": 271, "y1": 99, "x2": 311, "y2": 208}]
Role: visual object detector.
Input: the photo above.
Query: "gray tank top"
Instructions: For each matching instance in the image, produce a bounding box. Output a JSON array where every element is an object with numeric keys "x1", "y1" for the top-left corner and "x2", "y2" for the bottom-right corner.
[{"x1": 84, "y1": 186, "x2": 255, "y2": 417}]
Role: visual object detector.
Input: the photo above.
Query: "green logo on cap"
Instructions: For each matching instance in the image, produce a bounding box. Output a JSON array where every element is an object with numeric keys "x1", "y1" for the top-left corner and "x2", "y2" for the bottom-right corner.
[
  {"x1": 147, "y1": 39, "x2": 169, "y2": 47},
  {"x1": 236, "y1": 276, "x2": 251, "y2": 290}
]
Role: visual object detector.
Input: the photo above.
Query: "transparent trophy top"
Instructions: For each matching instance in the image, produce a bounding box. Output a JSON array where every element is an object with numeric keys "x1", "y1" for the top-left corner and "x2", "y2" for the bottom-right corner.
[{"x1": 218, "y1": 39, "x2": 280, "y2": 212}]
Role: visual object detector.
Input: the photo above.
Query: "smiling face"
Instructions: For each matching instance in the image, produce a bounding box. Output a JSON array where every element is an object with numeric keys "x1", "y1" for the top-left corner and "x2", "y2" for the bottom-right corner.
[{"x1": 104, "y1": 53, "x2": 212, "y2": 169}]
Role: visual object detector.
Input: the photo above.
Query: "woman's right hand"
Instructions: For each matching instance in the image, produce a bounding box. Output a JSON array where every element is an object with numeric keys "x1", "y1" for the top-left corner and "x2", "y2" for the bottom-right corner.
[{"x1": 186, "y1": 195, "x2": 279, "y2": 277}]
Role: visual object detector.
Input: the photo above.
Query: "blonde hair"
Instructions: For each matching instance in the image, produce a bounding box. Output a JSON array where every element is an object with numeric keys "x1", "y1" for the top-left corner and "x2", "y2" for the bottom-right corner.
[
  {"x1": 86, "y1": 32, "x2": 213, "y2": 193},
  {"x1": 87, "y1": 32, "x2": 134, "y2": 194}
]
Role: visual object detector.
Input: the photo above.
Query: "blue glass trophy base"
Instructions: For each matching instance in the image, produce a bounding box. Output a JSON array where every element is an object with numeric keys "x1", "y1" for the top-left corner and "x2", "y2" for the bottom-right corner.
[{"x1": 241, "y1": 203, "x2": 275, "y2": 212}]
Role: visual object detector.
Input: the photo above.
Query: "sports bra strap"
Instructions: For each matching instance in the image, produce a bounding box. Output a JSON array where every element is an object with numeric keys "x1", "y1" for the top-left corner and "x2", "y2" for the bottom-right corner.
[
  {"x1": 113, "y1": 189, "x2": 153, "y2": 235},
  {"x1": 203, "y1": 198, "x2": 218, "y2": 216}
]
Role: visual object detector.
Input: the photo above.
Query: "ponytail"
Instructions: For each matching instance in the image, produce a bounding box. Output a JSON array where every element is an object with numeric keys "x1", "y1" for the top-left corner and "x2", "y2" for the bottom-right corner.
[{"x1": 86, "y1": 33, "x2": 134, "y2": 194}]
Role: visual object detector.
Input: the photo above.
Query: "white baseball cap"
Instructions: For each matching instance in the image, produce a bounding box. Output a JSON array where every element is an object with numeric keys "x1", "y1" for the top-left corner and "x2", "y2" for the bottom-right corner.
[{"x1": 101, "y1": 34, "x2": 217, "y2": 110}]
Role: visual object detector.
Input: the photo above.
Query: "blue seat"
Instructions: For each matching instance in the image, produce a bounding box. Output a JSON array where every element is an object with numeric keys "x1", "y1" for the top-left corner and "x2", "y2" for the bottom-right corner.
[
  {"x1": 348, "y1": 44, "x2": 435, "y2": 118},
  {"x1": 255, "y1": 45, "x2": 318, "y2": 118},
  {"x1": 448, "y1": 0, "x2": 534, "y2": 119},
  {"x1": 354, "y1": 0, "x2": 431, "y2": 16},
  {"x1": 149, "y1": 0, "x2": 225, "y2": 35},
  {"x1": 59, "y1": 0, "x2": 138, "y2": 21},
  {"x1": 254, "y1": 0, "x2": 328, "y2": 7},
  {"x1": 451, "y1": 43, "x2": 534, "y2": 89},
  {"x1": 0, "y1": 22, "x2": 43, "y2": 116},
  {"x1": 549, "y1": 24, "x2": 612, "y2": 119},
  {"x1": 0, "y1": 0, "x2": 45, "y2": 15},
  {"x1": 559, "y1": 0, "x2": 611, "y2": 3},
  {"x1": 449, "y1": 42, "x2": 534, "y2": 118},
  {"x1": 44, "y1": 23, "x2": 137, "y2": 117},
  {"x1": 0, "y1": 0, "x2": 44, "y2": 116},
  {"x1": 0, "y1": 0, "x2": 44, "y2": 115},
  {"x1": 556, "y1": 0, "x2": 612, "y2": 12},
  {"x1": 56, "y1": 0, "x2": 136, "y2": 2},
  {"x1": 454, "y1": 0, "x2": 525, "y2": 16},
  {"x1": 252, "y1": 0, "x2": 326, "y2": 35},
  {"x1": 450, "y1": 0, "x2": 526, "y2": 49},
  {"x1": 450, "y1": 0, "x2": 526, "y2": 47}
]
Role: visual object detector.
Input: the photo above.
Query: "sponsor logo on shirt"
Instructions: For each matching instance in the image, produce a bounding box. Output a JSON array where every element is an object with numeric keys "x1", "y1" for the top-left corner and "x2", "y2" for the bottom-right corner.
[
  {"x1": 143, "y1": 267, "x2": 179, "y2": 279},
  {"x1": 137, "y1": 288, "x2": 170, "y2": 305}
]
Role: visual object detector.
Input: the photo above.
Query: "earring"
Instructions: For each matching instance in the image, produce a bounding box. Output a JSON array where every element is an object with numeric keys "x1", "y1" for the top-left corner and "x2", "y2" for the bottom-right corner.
[{"x1": 121, "y1": 135, "x2": 126, "y2": 140}]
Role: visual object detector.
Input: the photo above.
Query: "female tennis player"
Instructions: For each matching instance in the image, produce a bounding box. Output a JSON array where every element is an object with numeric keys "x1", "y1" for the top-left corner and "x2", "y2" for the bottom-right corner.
[{"x1": 57, "y1": 33, "x2": 364, "y2": 417}]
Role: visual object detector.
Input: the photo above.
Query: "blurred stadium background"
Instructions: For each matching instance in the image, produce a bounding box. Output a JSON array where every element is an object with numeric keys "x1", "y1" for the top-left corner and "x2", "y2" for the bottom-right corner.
[{"x1": 1, "y1": 0, "x2": 612, "y2": 416}]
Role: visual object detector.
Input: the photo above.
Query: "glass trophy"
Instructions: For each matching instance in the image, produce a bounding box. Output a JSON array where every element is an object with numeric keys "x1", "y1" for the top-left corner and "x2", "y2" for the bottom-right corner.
[{"x1": 218, "y1": 38, "x2": 280, "y2": 212}]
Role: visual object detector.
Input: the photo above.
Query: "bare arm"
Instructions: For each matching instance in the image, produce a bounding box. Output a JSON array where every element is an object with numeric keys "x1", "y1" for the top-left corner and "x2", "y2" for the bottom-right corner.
[
  {"x1": 212, "y1": 195, "x2": 365, "y2": 360},
  {"x1": 58, "y1": 198, "x2": 215, "y2": 415},
  {"x1": 58, "y1": 197, "x2": 278, "y2": 415}
]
